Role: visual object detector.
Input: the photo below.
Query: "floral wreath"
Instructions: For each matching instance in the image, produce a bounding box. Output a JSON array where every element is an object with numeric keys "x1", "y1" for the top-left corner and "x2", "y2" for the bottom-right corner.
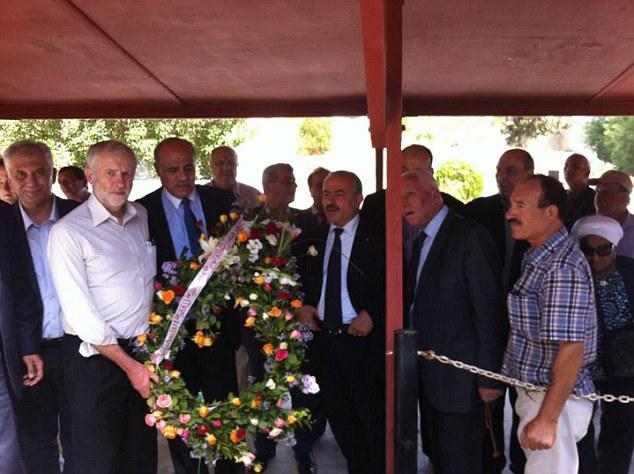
[{"x1": 135, "y1": 210, "x2": 318, "y2": 472}]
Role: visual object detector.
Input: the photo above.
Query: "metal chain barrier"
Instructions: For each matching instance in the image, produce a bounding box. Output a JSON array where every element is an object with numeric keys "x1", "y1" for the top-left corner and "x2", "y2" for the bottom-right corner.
[{"x1": 418, "y1": 350, "x2": 634, "y2": 404}]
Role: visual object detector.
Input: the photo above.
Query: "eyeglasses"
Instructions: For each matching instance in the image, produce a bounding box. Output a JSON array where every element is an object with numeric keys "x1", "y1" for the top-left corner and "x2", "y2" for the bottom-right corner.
[{"x1": 579, "y1": 242, "x2": 615, "y2": 257}]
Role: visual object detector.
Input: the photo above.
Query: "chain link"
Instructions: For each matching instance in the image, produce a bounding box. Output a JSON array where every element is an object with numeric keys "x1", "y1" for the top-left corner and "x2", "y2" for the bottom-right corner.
[{"x1": 418, "y1": 350, "x2": 634, "y2": 404}]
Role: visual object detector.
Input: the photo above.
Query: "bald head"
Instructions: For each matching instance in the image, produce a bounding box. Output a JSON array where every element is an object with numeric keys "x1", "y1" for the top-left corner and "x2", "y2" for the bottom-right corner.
[
  {"x1": 210, "y1": 146, "x2": 238, "y2": 190},
  {"x1": 495, "y1": 148, "x2": 534, "y2": 201},
  {"x1": 402, "y1": 144, "x2": 433, "y2": 173},
  {"x1": 564, "y1": 153, "x2": 590, "y2": 193}
]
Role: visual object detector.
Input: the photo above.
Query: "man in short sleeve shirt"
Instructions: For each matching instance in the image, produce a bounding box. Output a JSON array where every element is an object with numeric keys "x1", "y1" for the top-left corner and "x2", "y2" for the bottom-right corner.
[{"x1": 503, "y1": 175, "x2": 597, "y2": 474}]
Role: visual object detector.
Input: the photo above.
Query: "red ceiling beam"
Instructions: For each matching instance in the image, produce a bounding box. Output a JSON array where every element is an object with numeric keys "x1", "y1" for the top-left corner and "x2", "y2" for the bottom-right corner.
[
  {"x1": 359, "y1": 0, "x2": 387, "y2": 148},
  {"x1": 0, "y1": 99, "x2": 368, "y2": 120},
  {"x1": 403, "y1": 98, "x2": 634, "y2": 116}
]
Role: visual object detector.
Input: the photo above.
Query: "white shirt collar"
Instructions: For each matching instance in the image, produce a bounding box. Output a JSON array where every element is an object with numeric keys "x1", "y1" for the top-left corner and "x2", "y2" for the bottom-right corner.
[
  {"x1": 20, "y1": 196, "x2": 58, "y2": 231},
  {"x1": 328, "y1": 212, "x2": 360, "y2": 235},
  {"x1": 87, "y1": 193, "x2": 137, "y2": 226}
]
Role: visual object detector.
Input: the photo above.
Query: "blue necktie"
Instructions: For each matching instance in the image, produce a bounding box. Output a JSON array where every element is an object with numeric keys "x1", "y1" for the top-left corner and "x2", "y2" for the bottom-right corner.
[
  {"x1": 182, "y1": 198, "x2": 201, "y2": 257},
  {"x1": 324, "y1": 227, "x2": 344, "y2": 330}
]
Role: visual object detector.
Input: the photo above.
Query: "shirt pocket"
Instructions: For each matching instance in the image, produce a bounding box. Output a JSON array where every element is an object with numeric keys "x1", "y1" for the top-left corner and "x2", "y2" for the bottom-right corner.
[
  {"x1": 508, "y1": 286, "x2": 540, "y2": 340},
  {"x1": 144, "y1": 244, "x2": 157, "y2": 283}
]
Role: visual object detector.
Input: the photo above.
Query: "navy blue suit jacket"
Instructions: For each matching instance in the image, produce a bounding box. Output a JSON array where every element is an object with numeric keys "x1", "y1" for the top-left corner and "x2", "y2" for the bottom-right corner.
[
  {"x1": 0, "y1": 201, "x2": 41, "y2": 398},
  {"x1": 410, "y1": 210, "x2": 505, "y2": 413},
  {"x1": 137, "y1": 184, "x2": 239, "y2": 350}
]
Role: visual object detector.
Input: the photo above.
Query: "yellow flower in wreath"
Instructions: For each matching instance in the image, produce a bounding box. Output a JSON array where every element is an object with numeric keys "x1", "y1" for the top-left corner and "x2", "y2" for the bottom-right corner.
[{"x1": 149, "y1": 313, "x2": 163, "y2": 325}]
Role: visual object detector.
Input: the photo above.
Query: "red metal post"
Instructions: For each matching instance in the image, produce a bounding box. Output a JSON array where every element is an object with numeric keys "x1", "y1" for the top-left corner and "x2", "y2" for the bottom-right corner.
[
  {"x1": 375, "y1": 147, "x2": 384, "y2": 191},
  {"x1": 384, "y1": 0, "x2": 403, "y2": 473}
]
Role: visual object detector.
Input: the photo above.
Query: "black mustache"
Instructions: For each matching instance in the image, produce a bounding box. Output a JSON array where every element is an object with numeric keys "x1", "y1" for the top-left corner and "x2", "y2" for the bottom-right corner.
[{"x1": 325, "y1": 205, "x2": 339, "y2": 212}]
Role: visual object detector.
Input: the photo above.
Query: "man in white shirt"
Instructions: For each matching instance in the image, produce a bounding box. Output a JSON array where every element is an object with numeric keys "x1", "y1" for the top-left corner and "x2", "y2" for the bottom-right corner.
[
  {"x1": 48, "y1": 140, "x2": 158, "y2": 474},
  {"x1": 207, "y1": 146, "x2": 261, "y2": 211}
]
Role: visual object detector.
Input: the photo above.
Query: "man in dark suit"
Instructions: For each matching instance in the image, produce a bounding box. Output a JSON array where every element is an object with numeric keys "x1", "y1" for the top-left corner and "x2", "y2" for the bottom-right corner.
[
  {"x1": 464, "y1": 148, "x2": 534, "y2": 474},
  {"x1": 563, "y1": 153, "x2": 595, "y2": 230},
  {"x1": 0, "y1": 200, "x2": 43, "y2": 474},
  {"x1": 297, "y1": 170, "x2": 385, "y2": 474},
  {"x1": 402, "y1": 169, "x2": 505, "y2": 474},
  {"x1": 137, "y1": 137, "x2": 239, "y2": 474},
  {"x1": 295, "y1": 167, "x2": 330, "y2": 236},
  {"x1": 361, "y1": 144, "x2": 465, "y2": 244},
  {"x1": 4, "y1": 140, "x2": 78, "y2": 473}
]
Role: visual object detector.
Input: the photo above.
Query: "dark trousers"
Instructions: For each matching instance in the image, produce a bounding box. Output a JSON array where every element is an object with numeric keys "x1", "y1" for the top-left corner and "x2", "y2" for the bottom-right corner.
[
  {"x1": 317, "y1": 332, "x2": 384, "y2": 474},
  {"x1": 17, "y1": 342, "x2": 74, "y2": 474},
  {"x1": 577, "y1": 377, "x2": 634, "y2": 474},
  {"x1": 242, "y1": 326, "x2": 317, "y2": 461},
  {"x1": 419, "y1": 380, "x2": 484, "y2": 474},
  {"x1": 62, "y1": 335, "x2": 157, "y2": 474},
  {"x1": 508, "y1": 388, "x2": 526, "y2": 473},
  {"x1": 481, "y1": 394, "x2": 506, "y2": 474},
  {"x1": 168, "y1": 338, "x2": 239, "y2": 474}
]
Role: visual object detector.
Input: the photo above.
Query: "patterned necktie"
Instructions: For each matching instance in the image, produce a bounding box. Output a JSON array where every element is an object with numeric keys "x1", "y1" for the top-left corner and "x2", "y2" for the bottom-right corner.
[
  {"x1": 404, "y1": 231, "x2": 427, "y2": 327},
  {"x1": 182, "y1": 197, "x2": 201, "y2": 257},
  {"x1": 324, "y1": 227, "x2": 344, "y2": 330}
]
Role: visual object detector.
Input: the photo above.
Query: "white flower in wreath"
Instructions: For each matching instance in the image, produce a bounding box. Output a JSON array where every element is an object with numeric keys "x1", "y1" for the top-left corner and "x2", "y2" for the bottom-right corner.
[
  {"x1": 246, "y1": 239, "x2": 263, "y2": 254},
  {"x1": 265, "y1": 234, "x2": 277, "y2": 246},
  {"x1": 307, "y1": 245, "x2": 318, "y2": 257},
  {"x1": 266, "y1": 378, "x2": 276, "y2": 390},
  {"x1": 199, "y1": 237, "x2": 219, "y2": 261},
  {"x1": 237, "y1": 452, "x2": 255, "y2": 467},
  {"x1": 279, "y1": 276, "x2": 297, "y2": 286}
]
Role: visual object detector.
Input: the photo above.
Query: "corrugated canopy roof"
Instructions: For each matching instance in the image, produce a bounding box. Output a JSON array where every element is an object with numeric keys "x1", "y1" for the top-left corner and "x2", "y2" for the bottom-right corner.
[{"x1": 2, "y1": 0, "x2": 634, "y2": 119}]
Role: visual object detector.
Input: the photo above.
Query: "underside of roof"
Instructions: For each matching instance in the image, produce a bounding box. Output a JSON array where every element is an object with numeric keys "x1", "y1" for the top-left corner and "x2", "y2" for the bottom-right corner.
[{"x1": 2, "y1": 0, "x2": 634, "y2": 119}]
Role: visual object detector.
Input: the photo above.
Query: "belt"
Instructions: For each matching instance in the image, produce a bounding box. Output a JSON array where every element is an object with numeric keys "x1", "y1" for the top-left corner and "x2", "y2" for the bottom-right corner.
[
  {"x1": 323, "y1": 325, "x2": 350, "y2": 336},
  {"x1": 41, "y1": 337, "x2": 63, "y2": 348}
]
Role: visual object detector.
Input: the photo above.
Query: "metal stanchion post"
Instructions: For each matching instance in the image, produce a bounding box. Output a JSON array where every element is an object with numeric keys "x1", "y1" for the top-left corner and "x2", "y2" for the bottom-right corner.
[{"x1": 394, "y1": 329, "x2": 418, "y2": 474}]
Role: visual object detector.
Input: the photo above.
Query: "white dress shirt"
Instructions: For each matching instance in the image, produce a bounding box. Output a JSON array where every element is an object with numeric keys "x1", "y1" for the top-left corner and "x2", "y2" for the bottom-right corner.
[
  {"x1": 317, "y1": 214, "x2": 360, "y2": 324},
  {"x1": 47, "y1": 194, "x2": 156, "y2": 357}
]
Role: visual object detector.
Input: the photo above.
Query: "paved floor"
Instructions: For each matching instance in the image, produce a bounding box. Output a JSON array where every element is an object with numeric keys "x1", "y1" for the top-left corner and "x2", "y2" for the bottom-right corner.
[{"x1": 157, "y1": 393, "x2": 634, "y2": 473}]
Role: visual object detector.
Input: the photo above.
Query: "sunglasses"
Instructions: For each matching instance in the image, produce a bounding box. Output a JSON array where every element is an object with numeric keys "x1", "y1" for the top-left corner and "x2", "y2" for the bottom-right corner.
[{"x1": 579, "y1": 242, "x2": 615, "y2": 257}]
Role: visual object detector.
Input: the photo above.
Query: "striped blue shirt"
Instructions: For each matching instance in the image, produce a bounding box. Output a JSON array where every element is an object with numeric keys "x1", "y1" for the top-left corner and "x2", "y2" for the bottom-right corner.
[{"x1": 502, "y1": 227, "x2": 597, "y2": 396}]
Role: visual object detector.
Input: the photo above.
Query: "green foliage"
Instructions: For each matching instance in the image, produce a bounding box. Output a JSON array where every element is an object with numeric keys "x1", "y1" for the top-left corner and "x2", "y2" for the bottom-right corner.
[
  {"x1": 497, "y1": 116, "x2": 569, "y2": 147},
  {"x1": 0, "y1": 119, "x2": 246, "y2": 177},
  {"x1": 585, "y1": 117, "x2": 634, "y2": 175},
  {"x1": 297, "y1": 118, "x2": 332, "y2": 155},
  {"x1": 435, "y1": 160, "x2": 483, "y2": 202}
]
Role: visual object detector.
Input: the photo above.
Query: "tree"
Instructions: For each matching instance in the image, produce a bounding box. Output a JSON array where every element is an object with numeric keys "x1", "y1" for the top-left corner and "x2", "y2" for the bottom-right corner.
[
  {"x1": 497, "y1": 116, "x2": 569, "y2": 147},
  {"x1": 435, "y1": 161, "x2": 483, "y2": 202},
  {"x1": 585, "y1": 117, "x2": 634, "y2": 174},
  {"x1": 0, "y1": 118, "x2": 246, "y2": 177},
  {"x1": 297, "y1": 118, "x2": 332, "y2": 155}
]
